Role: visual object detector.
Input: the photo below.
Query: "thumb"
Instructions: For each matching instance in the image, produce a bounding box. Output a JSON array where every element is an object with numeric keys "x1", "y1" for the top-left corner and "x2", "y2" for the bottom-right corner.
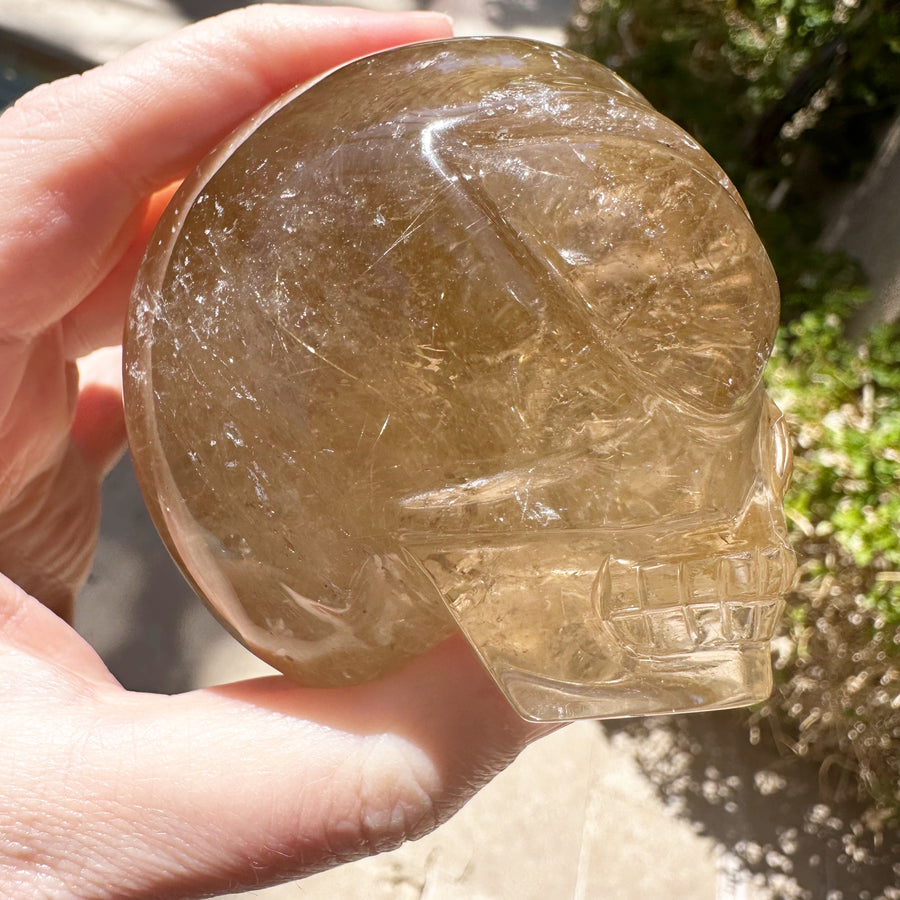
[{"x1": 5, "y1": 638, "x2": 555, "y2": 900}]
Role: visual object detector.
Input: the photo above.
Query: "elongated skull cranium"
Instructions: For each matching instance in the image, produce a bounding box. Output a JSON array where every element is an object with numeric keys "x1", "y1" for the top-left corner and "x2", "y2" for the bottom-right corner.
[{"x1": 125, "y1": 37, "x2": 795, "y2": 722}]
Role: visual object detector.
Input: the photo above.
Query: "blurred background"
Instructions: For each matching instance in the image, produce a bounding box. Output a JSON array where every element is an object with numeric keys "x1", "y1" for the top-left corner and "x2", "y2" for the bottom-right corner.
[{"x1": 2, "y1": 1, "x2": 900, "y2": 897}]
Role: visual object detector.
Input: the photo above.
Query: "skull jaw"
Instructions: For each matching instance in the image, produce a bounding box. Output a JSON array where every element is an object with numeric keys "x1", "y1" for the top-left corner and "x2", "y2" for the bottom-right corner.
[
  {"x1": 442, "y1": 572, "x2": 784, "y2": 722},
  {"x1": 406, "y1": 520, "x2": 794, "y2": 723},
  {"x1": 471, "y1": 640, "x2": 777, "y2": 723}
]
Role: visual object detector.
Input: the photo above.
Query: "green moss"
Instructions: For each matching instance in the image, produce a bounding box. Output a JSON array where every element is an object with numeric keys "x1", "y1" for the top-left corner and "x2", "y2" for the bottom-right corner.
[{"x1": 769, "y1": 299, "x2": 900, "y2": 631}]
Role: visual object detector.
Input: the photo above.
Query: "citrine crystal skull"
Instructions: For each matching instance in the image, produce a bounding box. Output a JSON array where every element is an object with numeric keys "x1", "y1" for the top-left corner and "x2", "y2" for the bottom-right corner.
[{"x1": 124, "y1": 37, "x2": 796, "y2": 722}]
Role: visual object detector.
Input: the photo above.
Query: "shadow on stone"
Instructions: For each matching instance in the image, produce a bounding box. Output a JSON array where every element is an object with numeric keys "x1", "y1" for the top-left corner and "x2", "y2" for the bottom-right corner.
[
  {"x1": 0, "y1": 25, "x2": 92, "y2": 110},
  {"x1": 77, "y1": 456, "x2": 222, "y2": 694},
  {"x1": 604, "y1": 711, "x2": 900, "y2": 898},
  {"x1": 169, "y1": 0, "x2": 253, "y2": 19},
  {"x1": 485, "y1": 0, "x2": 575, "y2": 30},
  {"x1": 413, "y1": 0, "x2": 576, "y2": 30}
]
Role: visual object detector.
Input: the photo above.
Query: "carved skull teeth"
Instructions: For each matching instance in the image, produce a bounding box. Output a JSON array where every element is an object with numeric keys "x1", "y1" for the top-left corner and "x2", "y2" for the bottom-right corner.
[{"x1": 601, "y1": 547, "x2": 795, "y2": 655}]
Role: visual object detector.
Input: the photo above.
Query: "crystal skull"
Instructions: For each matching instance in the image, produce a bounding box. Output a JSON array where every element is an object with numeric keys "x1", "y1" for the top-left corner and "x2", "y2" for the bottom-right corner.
[{"x1": 123, "y1": 37, "x2": 796, "y2": 722}]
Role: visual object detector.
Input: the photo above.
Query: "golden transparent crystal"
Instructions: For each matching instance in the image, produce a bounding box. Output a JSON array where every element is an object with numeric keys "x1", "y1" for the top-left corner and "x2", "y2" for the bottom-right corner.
[{"x1": 124, "y1": 37, "x2": 795, "y2": 722}]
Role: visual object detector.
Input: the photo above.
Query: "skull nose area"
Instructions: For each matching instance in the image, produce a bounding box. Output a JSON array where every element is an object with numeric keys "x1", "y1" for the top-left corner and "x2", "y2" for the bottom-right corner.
[{"x1": 494, "y1": 150, "x2": 782, "y2": 414}]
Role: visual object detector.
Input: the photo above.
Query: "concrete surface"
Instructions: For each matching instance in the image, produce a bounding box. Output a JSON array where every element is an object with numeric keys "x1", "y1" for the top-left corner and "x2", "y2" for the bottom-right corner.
[{"x1": 4, "y1": 1, "x2": 900, "y2": 898}]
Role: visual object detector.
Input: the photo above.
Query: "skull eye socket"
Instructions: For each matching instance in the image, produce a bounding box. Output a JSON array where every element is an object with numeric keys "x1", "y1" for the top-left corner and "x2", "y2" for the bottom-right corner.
[{"x1": 438, "y1": 131, "x2": 780, "y2": 415}]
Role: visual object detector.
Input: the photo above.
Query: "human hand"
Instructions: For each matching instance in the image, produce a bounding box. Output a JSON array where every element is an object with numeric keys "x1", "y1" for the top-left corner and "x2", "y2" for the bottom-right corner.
[{"x1": 0, "y1": 7, "x2": 551, "y2": 897}]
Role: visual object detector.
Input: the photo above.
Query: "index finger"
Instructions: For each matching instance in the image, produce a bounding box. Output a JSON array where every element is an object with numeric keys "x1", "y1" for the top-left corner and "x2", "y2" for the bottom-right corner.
[{"x1": 0, "y1": 5, "x2": 453, "y2": 340}]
